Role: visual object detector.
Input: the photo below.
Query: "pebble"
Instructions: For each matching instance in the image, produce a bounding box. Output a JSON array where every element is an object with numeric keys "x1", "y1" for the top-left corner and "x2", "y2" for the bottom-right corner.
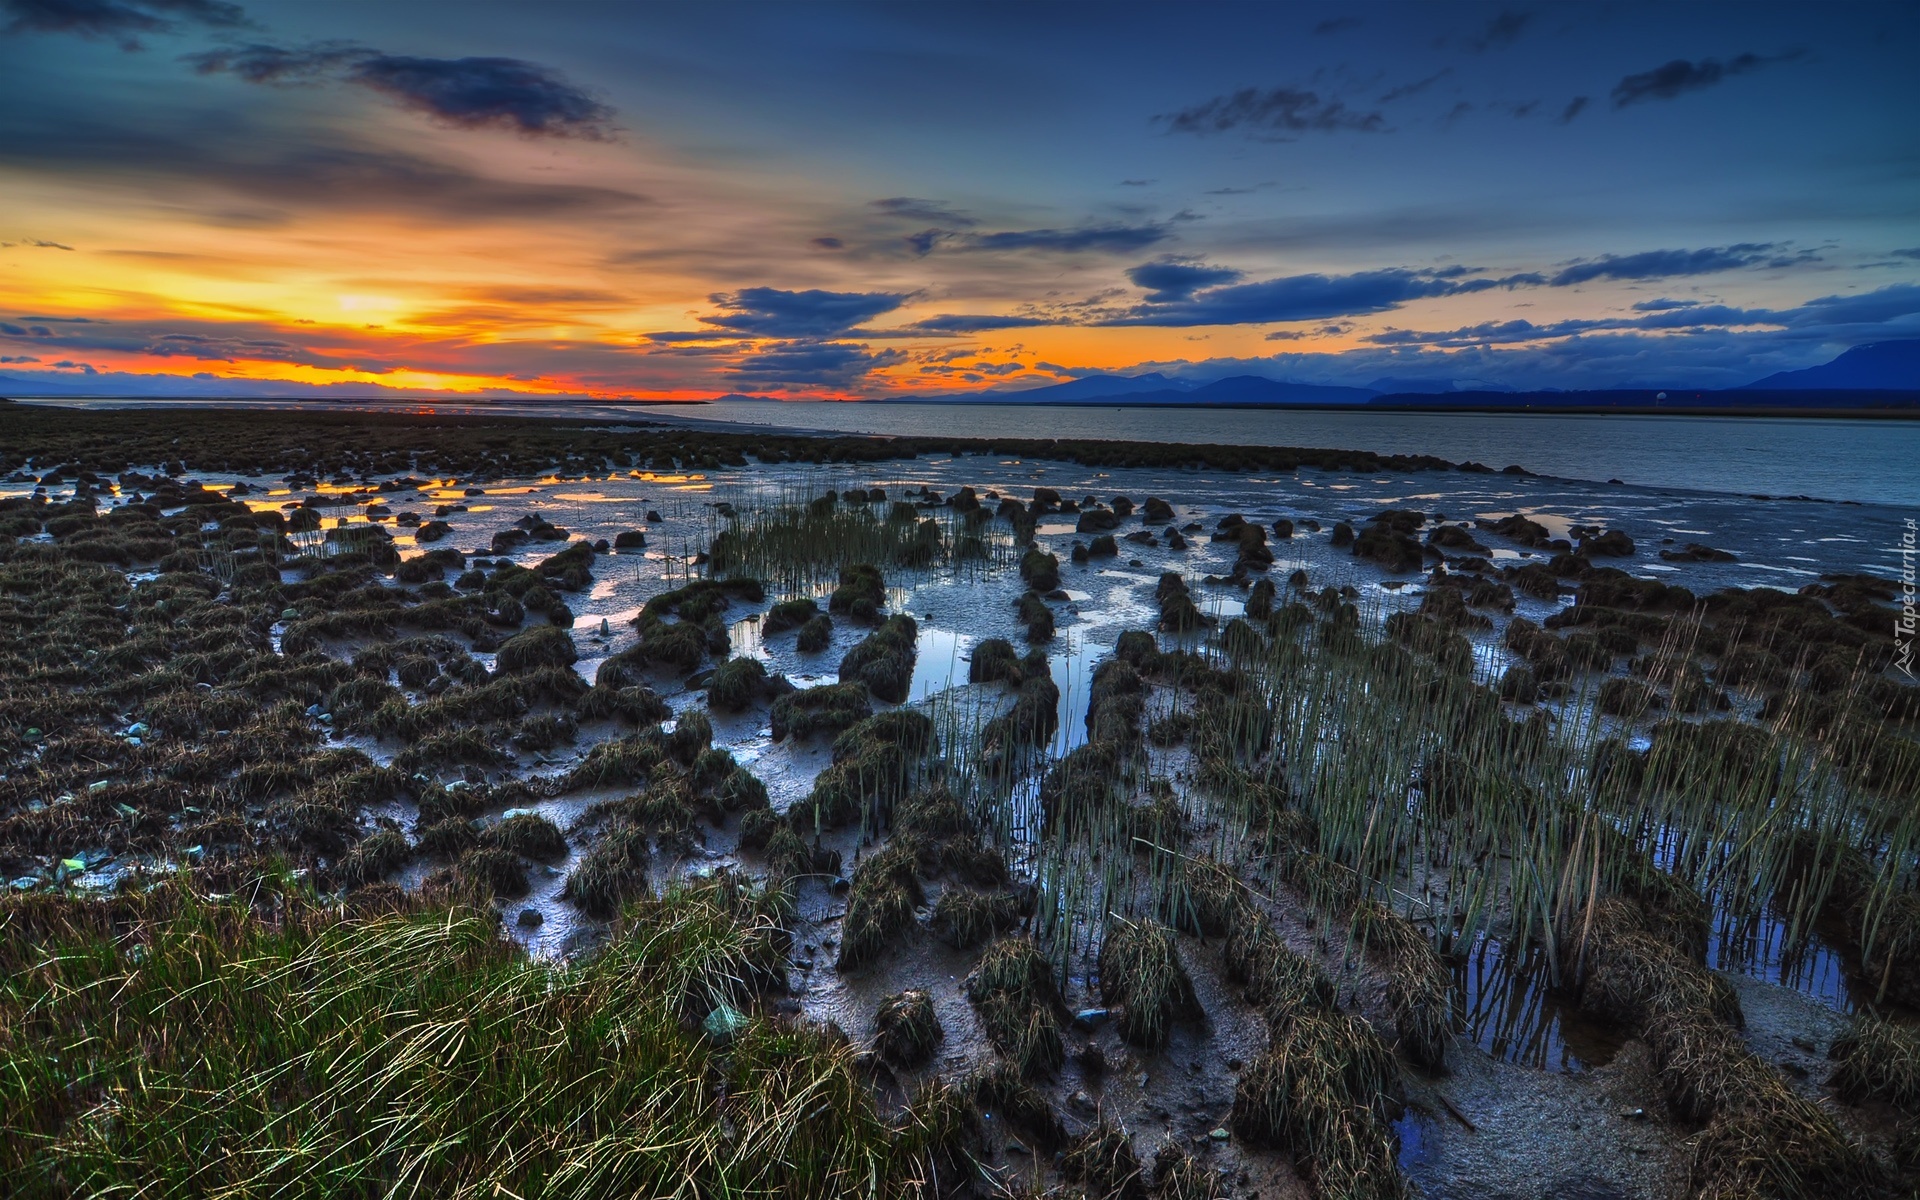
[
  {"x1": 1208, "y1": 1128, "x2": 1230, "y2": 1142},
  {"x1": 1073, "y1": 1008, "x2": 1111, "y2": 1030}
]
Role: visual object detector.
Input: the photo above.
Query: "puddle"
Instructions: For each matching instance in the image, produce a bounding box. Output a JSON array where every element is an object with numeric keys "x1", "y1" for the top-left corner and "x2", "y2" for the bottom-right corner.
[
  {"x1": 1452, "y1": 935, "x2": 1626, "y2": 1073},
  {"x1": 908, "y1": 626, "x2": 973, "y2": 702}
]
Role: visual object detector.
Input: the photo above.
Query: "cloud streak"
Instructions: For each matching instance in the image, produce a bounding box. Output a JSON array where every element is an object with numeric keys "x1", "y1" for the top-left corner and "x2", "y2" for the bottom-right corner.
[
  {"x1": 1158, "y1": 86, "x2": 1385, "y2": 137},
  {"x1": 2, "y1": 0, "x2": 245, "y2": 48},
  {"x1": 1611, "y1": 51, "x2": 1802, "y2": 107},
  {"x1": 190, "y1": 42, "x2": 616, "y2": 138},
  {"x1": 1548, "y1": 243, "x2": 1785, "y2": 285}
]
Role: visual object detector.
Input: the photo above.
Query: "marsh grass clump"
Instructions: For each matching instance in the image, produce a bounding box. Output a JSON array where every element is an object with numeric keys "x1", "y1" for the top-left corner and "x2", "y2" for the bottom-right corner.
[
  {"x1": 337, "y1": 828, "x2": 412, "y2": 887},
  {"x1": 761, "y1": 596, "x2": 819, "y2": 633},
  {"x1": 1099, "y1": 919, "x2": 1200, "y2": 1049},
  {"x1": 829, "y1": 563, "x2": 887, "y2": 623},
  {"x1": 963, "y1": 1060, "x2": 1067, "y2": 1150},
  {"x1": 931, "y1": 888, "x2": 1022, "y2": 950},
  {"x1": 837, "y1": 841, "x2": 924, "y2": 970},
  {"x1": 453, "y1": 845, "x2": 531, "y2": 899},
  {"x1": 1350, "y1": 901, "x2": 1453, "y2": 1069},
  {"x1": 968, "y1": 637, "x2": 1023, "y2": 684},
  {"x1": 1230, "y1": 1009, "x2": 1405, "y2": 1200},
  {"x1": 1019, "y1": 549, "x2": 1060, "y2": 592},
  {"x1": 1156, "y1": 572, "x2": 1210, "y2": 632},
  {"x1": 706, "y1": 655, "x2": 769, "y2": 712},
  {"x1": 873, "y1": 988, "x2": 944, "y2": 1067},
  {"x1": 562, "y1": 823, "x2": 651, "y2": 918},
  {"x1": 788, "y1": 709, "x2": 933, "y2": 832},
  {"x1": 839, "y1": 614, "x2": 918, "y2": 703},
  {"x1": 481, "y1": 812, "x2": 568, "y2": 862},
  {"x1": 1828, "y1": 1013, "x2": 1920, "y2": 1110},
  {"x1": 493, "y1": 623, "x2": 576, "y2": 674},
  {"x1": 1224, "y1": 910, "x2": 1338, "y2": 1017},
  {"x1": 1061, "y1": 1121, "x2": 1146, "y2": 1200},
  {"x1": 770, "y1": 680, "x2": 871, "y2": 741},
  {"x1": 1152, "y1": 1141, "x2": 1227, "y2": 1200},
  {"x1": 967, "y1": 936, "x2": 1065, "y2": 1078},
  {"x1": 796, "y1": 612, "x2": 834, "y2": 652},
  {"x1": 564, "y1": 730, "x2": 667, "y2": 790}
]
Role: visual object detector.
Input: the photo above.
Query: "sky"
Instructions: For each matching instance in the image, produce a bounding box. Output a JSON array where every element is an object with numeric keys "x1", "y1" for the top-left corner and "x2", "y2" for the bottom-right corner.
[{"x1": 1, "y1": 0, "x2": 1917, "y2": 400}]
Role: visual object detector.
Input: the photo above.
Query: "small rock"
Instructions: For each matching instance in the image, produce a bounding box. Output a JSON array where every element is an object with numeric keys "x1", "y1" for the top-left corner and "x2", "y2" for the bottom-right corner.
[
  {"x1": 1069, "y1": 1090, "x2": 1095, "y2": 1112},
  {"x1": 1072, "y1": 1008, "x2": 1112, "y2": 1030},
  {"x1": 1621, "y1": 1107, "x2": 1646, "y2": 1120},
  {"x1": 1137, "y1": 1072, "x2": 1150, "y2": 1089},
  {"x1": 1208, "y1": 1128, "x2": 1230, "y2": 1142},
  {"x1": 1227, "y1": 1057, "x2": 1244, "y2": 1071},
  {"x1": 516, "y1": 908, "x2": 543, "y2": 928},
  {"x1": 1006, "y1": 1141, "x2": 1029, "y2": 1156}
]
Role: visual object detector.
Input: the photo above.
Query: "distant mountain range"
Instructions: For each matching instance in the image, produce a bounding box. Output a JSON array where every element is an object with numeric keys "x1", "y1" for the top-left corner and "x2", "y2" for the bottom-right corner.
[
  {"x1": 882, "y1": 339, "x2": 1920, "y2": 410},
  {"x1": 1741, "y1": 339, "x2": 1920, "y2": 390}
]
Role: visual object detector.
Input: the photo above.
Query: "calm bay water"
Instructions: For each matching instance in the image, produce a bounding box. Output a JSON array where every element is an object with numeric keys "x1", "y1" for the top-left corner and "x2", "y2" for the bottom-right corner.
[
  {"x1": 681, "y1": 401, "x2": 1920, "y2": 509},
  {"x1": 17, "y1": 396, "x2": 1917, "y2": 507}
]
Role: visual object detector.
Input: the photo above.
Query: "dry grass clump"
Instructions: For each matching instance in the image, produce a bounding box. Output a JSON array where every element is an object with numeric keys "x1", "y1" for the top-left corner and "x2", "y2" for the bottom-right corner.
[
  {"x1": 1061, "y1": 1120, "x2": 1146, "y2": 1200},
  {"x1": 1099, "y1": 918, "x2": 1200, "y2": 1049},
  {"x1": 1827, "y1": 1013, "x2": 1920, "y2": 1111},
  {"x1": 837, "y1": 841, "x2": 924, "y2": 970},
  {"x1": 1230, "y1": 1008, "x2": 1406, "y2": 1200},
  {"x1": 337, "y1": 827, "x2": 412, "y2": 887},
  {"x1": 481, "y1": 812, "x2": 569, "y2": 862},
  {"x1": 562, "y1": 823, "x2": 651, "y2": 918},
  {"x1": 966, "y1": 936, "x2": 1065, "y2": 1078},
  {"x1": 873, "y1": 988, "x2": 944, "y2": 1067},
  {"x1": 930, "y1": 889, "x2": 1022, "y2": 950}
]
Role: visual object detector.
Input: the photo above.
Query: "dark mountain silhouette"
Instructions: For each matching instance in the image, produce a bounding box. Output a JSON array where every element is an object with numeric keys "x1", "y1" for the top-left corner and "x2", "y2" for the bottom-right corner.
[{"x1": 1743, "y1": 339, "x2": 1920, "y2": 390}]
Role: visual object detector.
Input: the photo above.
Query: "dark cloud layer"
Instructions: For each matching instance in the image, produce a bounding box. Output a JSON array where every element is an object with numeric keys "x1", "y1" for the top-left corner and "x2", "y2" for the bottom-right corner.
[
  {"x1": 698, "y1": 288, "x2": 908, "y2": 338},
  {"x1": 191, "y1": 42, "x2": 615, "y2": 138},
  {"x1": 1549, "y1": 243, "x2": 1780, "y2": 285},
  {"x1": 1468, "y1": 11, "x2": 1530, "y2": 52},
  {"x1": 1159, "y1": 87, "x2": 1385, "y2": 137},
  {"x1": 1611, "y1": 52, "x2": 1800, "y2": 107},
  {"x1": 908, "y1": 223, "x2": 1171, "y2": 256},
  {"x1": 1125, "y1": 259, "x2": 1243, "y2": 303},
  {"x1": 2, "y1": 0, "x2": 244, "y2": 46},
  {"x1": 869, "y1": 197, "x2": 976, "y2": 227},
  {"x1": 1111, "y1": 266, "x2": 1538, "y2": 327},
  {"x1": 724, "y1": 339, "x2": 904, "y2": 386}
]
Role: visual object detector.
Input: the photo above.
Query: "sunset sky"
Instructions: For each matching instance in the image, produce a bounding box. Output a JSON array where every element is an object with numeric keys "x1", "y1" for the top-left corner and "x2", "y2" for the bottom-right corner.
[{"x1": 2, "y1": 0, "x2": 1916, "y2": 400}]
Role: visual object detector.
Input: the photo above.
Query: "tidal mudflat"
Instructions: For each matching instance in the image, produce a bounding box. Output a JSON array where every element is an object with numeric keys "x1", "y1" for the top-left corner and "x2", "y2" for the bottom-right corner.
[{"x1": 2, "y1": 406, "x2": 1916, "y2": 1200}]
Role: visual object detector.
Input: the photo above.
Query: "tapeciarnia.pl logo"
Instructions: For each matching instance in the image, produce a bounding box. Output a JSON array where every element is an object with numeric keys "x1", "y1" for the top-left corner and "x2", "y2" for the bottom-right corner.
[{"x1": 1897, "y1": 517, "x2": 1916, "y2": 680}]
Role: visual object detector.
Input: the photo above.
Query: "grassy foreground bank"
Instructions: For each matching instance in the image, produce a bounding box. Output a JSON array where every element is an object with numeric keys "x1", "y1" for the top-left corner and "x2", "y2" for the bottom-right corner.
[{"x1": 0, "y1": 875, "x2": 964, "y2": 1199}]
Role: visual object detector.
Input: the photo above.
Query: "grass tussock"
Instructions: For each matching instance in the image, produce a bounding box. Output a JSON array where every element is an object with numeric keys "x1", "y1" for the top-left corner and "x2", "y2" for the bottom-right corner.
[
  {"x1": 1099, "y1": 918, "x2": 1200, "y2": 1049},
  {"x1": 966, "y1": 936, "x2": 1065, "y2": 1079},
  {"x1": 873, "y1": 989, "x2": 944, "y2": 1067}
]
